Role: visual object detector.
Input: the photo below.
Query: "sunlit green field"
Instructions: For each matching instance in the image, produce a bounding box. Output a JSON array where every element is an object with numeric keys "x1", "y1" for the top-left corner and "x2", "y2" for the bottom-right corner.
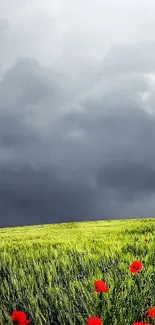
[{"x1": 1, "y1": 218, "x2": 155, "y2": 325}]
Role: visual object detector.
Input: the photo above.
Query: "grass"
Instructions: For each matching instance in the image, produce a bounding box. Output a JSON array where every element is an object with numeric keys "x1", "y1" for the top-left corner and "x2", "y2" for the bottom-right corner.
[{"x1": 0, "y1": 218, "x2": 155, "y2": 325}]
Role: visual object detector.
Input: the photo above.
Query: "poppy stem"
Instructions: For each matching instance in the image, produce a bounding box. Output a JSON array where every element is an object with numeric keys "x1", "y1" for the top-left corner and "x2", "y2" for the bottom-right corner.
[
  {"x1": 135, "y1": 274, "x2": 140, "y2": 288},
  {"x1": 97, "y1": 292, "x2": 103, "y2": 318}
]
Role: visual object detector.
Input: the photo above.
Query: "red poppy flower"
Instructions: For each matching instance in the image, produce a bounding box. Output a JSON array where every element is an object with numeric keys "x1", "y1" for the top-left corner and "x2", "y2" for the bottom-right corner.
[
  {"x1": 147, "y1": 307, "x2": 155, "y2": 319},
  {"x1": 144, "y1": 239, "x2": 149, "y2": 243},
  {"x1": 129, "y1": 261, "x2": 143, "y2": 273},
  {"x1": 132, "y1": 322, "x2": 151, "y2": 325},
  {"x1": 86, "y1": 317, "x2": 102, "y2": 325},
  {"x1": 94, "y1": 280, "x2": 109, "y2": 293},
  {"x1": 11, "y1": 310, "x2": 30, "y2": 324}
]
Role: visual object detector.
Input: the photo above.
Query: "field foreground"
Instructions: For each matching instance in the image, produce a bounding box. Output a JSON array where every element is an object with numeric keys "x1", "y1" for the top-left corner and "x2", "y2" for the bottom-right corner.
[{"x1": 1, "y1": 218, "x2": 155, "y2": 325}]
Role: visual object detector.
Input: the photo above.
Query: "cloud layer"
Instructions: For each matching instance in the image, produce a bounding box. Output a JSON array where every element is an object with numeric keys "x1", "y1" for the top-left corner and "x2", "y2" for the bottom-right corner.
[{"x1": 1, "y1": 1, "x2": 155, "y2": 226}]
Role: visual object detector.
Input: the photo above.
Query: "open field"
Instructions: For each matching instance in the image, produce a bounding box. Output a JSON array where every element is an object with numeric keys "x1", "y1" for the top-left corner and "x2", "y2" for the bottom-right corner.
[{"x1": 1, "y1": 218, "x2": 155, "y2": 325}]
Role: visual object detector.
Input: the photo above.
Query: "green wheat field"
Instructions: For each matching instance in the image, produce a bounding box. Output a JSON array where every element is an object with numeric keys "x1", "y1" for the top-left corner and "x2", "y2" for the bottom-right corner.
[{"x1": 1, "y1": 218, "x2": 155, "y2": 325}]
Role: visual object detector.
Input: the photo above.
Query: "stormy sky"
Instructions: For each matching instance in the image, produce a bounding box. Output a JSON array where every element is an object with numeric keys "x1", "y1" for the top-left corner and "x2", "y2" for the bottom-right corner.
[{"x1": 1, "y1": 0, "x2": 155, "y2": 227}]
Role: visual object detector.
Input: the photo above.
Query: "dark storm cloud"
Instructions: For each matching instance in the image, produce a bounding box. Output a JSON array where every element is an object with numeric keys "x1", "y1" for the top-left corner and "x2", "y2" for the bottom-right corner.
[
  {"x1": 0, "y1": 57, "x2": 104, "y2": 226},
  {"x1": 97, "y1": 161, "x2": 155, "y2": 197},
  {"x1": 0, "y1": 167, "x2": 97, "y2": 227},
  {"x1": 0, "y1": 58, "x2": 68, "y2": 152},
  {"x1": 1, "y1": 39, "x2": 155, "y2": 225}
]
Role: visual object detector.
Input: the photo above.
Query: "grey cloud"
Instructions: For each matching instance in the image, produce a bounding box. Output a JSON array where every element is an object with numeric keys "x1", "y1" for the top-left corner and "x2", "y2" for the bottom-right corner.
[
  {"x1": 100, "y1": 41, "x2": 155, "y2": 76},
  {"x1": 2, "y1": 0, "x2": 155, "y2": 74},
  {"x1": 0, "y1": 166, "x2": 98, "y2": 227},
  {"x1": 1, "y1": 39, "x2": 155, "y2": 226},
  {"x1": 0, "y1": 58, "x2": 68, "y2": 152},
  {"x1": 97, "y1": 161, "x2": 155, "y2": 197},
  {"x1": 0, "y1": 58, "x2": 66, "y2": 106}
]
